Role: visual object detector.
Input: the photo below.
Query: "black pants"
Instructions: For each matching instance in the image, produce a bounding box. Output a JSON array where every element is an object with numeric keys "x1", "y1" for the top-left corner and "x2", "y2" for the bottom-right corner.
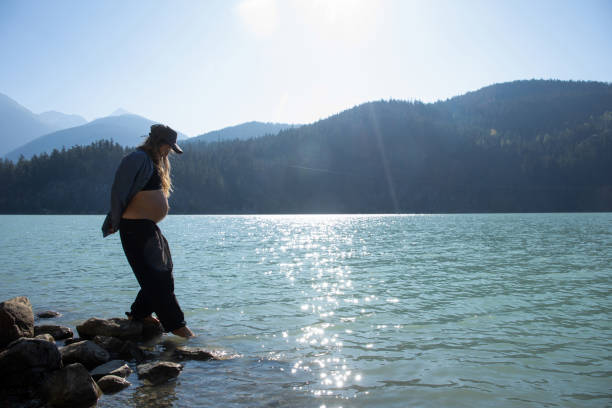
[{"x1": 119, "y1": 218, "x2": 186, "y2": 332}]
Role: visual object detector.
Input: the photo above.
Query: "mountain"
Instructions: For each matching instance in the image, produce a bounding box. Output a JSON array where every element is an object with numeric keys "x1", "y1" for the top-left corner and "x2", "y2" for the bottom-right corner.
[
  {"x1": 0, "y1": 92, "x2": 90, "y2": 157},
  {"x1": 5, "y1": 114, "x2": 188, "y2": 161},
  {"x1": 441, "y1": 79, "x2": 612, "y2": 133},
  {"x1": 1, "y1": 79, "x2": 611, "y2": 213},
  {"x1": 185, "y1": 121, "x2": 299, "y2": 144},
  {"x1": 0, "y1": 93, "x2": 57, "y2": 157},
  {"x1": 109, "y1": 108, "x2": 132, "y2": 116},
  {"x1": 37, "y1": 111, "x2": 87, "y2": 130}
]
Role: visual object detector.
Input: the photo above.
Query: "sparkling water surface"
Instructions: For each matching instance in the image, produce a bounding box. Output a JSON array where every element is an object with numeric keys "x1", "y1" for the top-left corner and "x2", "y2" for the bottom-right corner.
[{"x1": 0, "y1": 213, "x2": 611, "y2": 407}]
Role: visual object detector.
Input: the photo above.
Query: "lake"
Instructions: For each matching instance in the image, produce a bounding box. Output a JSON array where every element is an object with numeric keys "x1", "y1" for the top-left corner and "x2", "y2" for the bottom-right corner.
[{"x1": 0, "y1": 213, "x2": 610, "y2": 407}]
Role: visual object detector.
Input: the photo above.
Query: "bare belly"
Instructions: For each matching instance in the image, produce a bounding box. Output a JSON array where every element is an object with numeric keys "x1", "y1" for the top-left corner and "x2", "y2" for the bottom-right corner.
[{"x1": 122, "y1": 190, "x2": 169, "y2": 223}]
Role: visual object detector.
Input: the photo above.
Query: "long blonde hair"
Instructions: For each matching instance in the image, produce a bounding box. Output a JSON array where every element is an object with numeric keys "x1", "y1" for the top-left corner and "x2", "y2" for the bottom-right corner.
[{"x1": 139, "y1": 136, "x2": 173, "y2": 197}]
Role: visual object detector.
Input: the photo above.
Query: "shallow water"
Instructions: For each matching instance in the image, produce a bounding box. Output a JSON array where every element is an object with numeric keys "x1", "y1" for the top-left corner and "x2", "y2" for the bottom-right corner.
[{"x1": 1, "y1": 213, "x2": 611, "y2": 407}]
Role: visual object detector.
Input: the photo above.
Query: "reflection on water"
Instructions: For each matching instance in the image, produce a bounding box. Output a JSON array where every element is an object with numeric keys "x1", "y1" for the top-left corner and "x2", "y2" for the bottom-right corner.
[
  {"x1": 130, "y1": 382, "x2": 178, "y2": 407},
  {"x1": 1, "y1": 213, "x2": 611, "y2": 407}
]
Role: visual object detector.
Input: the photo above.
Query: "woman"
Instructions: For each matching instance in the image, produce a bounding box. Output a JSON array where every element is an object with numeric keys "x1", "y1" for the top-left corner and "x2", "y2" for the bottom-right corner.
[{"x1": 102, "y1": 124, "x2": 194, "y2": 337}]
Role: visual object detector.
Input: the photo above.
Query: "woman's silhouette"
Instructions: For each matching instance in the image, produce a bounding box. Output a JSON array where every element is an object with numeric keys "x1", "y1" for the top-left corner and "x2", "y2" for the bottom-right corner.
[{"x1": 102, "y1": 124, "x2": 194, "y2": 337}]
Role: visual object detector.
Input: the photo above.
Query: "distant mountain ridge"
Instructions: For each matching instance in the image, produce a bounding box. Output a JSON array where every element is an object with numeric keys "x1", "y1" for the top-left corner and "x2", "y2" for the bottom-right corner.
[
  {"x1": 5, "y1": 113, "x2": 189, "y2": 161},
  {"x1": 5, "y1": 114, "x2": 299, "y2": 161},
  {"x1": 36, "y1": 111, "x2": 87, "y2": 130},
  {"x1": 186, "y1": 121, "x2": 300, "y2": 144},
  {"x1": 1, "y1": 91, "x2": 300, "y2": 160},
  {"x1": 0, "y1": 93, "x2": 86, "y2": 156},
  {"x1": 109, "y1": 108, "x2": 132, "y2": 116}
]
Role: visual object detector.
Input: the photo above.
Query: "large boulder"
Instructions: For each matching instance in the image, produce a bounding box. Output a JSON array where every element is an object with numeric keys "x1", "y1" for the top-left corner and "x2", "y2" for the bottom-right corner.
[
  {"x1": 141, "y1": 319, "x2": 164, "y2": 339},
  {"x1": 137, "y1": 361, "x2": 183, "y2": 385},
  {"x1": 119, "y1": 340, "x2": 148, "y2": 362},
  {"x1": 96, "y1": 374, "x2": 131, "y2": 394},
  {"x1": 0, "y1": 296, "x2": 35, "y2": 348},
  {"x1": 77, "y1": 317, "x2": 140, "y2": 340},
  {"x1": 60, "y1": 340, "x2": 110, "y2": 369},
  {"x1": 91, "y1": 335, "x2": 147, "y2": 362},
  {"x1": 42, "y1": 363, "x2": 102, "y2": 407},
  {"x1": 0, "y1": 338, "x2": 62, "y2": 390},
  {"x1": 92, "y1": 335, "x2": 125, "y2": 354},
  {"x1": 76, "y1": 317, "x2": 162, "y2": 340},
  {"x1": 34, "y1": 325, "x2": 73, "y2": 340}
]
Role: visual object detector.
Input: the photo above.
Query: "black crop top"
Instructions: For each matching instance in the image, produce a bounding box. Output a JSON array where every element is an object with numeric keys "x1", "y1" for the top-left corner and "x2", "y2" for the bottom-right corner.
[{"x1": 141, "y1": 166, "x2": 162, "y2": 191}]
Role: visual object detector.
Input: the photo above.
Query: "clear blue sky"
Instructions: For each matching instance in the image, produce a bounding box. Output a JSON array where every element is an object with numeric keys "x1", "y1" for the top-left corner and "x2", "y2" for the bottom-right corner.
[{"x1": 1, "y1": 0, "x2": 610, "y2": 136}]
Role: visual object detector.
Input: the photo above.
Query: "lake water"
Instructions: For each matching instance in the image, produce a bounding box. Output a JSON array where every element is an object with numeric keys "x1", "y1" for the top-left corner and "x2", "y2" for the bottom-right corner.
[{"x1": 0, "y1": 214, "x2": 610, "y2": 407}]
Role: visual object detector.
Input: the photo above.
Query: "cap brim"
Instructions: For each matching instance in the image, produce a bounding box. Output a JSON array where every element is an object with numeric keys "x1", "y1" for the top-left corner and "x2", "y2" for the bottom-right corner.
[{"x1": 171, "y1": 143, "x2": 183, "y2": 154}]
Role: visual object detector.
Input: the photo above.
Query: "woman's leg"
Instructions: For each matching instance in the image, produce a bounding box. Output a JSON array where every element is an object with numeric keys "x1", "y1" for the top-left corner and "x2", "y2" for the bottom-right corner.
[
  {"x1": 120, "y1": 221, "x2": 156, "y2": 320},
  {"x1": 130, "y1": 289, "x2": 155, "y2": 320},
  {"x1": 120, "y1": 219, "x2": 189, "y2": 334},
  {"x1": 142, "y1": 228, "x2": 186, "y2": 332}
]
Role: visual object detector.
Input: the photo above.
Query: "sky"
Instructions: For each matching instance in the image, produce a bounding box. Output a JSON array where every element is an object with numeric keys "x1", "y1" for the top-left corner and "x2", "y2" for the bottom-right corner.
[{"x1": 1, "y1": 0, "x2": 611, "y2": 136}]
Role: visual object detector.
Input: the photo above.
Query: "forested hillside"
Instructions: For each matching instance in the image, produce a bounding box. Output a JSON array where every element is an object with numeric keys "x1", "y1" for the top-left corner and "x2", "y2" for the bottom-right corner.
[
  {"x1": 1, "y1": 80, "x2": 611, "y2": 214},
  {"x1": 185, "y1": 121, "x2": 298, "y2": 144}
]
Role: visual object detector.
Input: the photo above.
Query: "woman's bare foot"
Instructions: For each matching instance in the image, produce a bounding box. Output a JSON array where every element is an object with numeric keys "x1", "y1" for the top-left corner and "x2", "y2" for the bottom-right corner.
[{"x1": 172, "y1": 326, "x2": 195, "y2": 338}]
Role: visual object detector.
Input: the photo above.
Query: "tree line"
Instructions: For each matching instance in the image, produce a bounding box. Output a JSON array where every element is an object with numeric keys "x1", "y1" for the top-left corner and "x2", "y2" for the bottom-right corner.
[{"x1": 1, "y1": 80, "x2": 611, "y2": 213}]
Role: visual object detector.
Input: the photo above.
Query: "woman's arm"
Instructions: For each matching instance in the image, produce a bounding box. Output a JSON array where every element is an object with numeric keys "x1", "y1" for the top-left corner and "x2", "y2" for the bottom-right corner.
[{"x1": 101, "y1": 151, "x2": 150, "y2": 237}]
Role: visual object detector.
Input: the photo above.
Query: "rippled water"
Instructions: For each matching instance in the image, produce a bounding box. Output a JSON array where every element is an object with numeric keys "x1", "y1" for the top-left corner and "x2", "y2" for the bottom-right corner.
[{"x1": 1, "y1": 214, "x2": 611, "y2": 407}]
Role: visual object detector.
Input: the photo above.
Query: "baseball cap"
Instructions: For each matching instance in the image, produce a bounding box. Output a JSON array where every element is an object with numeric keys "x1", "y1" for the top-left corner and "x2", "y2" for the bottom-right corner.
[{"x1": 150, "y1": 124, "x2": 183, "y2": 154}]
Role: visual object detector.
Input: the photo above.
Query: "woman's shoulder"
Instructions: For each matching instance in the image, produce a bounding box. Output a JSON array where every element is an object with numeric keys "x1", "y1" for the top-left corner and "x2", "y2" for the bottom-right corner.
[
  {"x1": 123, "y1": 148, "x2": 152, "y2": 163},
  {"x1": 117, "y1": 149, "x2": 153, "y2": 173}
]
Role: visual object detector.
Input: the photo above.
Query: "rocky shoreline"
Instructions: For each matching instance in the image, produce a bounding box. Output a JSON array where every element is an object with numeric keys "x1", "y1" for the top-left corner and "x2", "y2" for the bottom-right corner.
[{"x1": 0, "y1": 296, "x2": 232, "y2": 407}]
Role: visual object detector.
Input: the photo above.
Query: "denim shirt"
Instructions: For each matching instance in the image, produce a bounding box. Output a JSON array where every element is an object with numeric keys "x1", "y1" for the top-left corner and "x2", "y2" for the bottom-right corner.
[{"x1": 101, "y1": 149, "x2": 154, "y2": 237}]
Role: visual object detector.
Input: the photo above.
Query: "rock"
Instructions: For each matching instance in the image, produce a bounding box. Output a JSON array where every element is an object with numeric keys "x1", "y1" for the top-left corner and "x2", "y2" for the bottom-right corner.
[
  {"x1": 0, "y1": 338, "x2": 62, "y2": 393},
  {"x1": 36, "y1": 310, "x2": 61, "y2": 319},
  {"x1": 137, "y1": 361, "x2": 183, "y2": 385},
  {"x1": 34, "y1": 333, "x2": 55, "y2": 343},
  {"x1": 90, "y1": 359, "x2": 128, "y2": 380},
  {"x1": 64, "y1": 337, "x2": 82, "y2": 345},
  {"x1": 174, "y1": 346, "x2": 218, "y2": 361},
  {"x1": 93, "y1": 335, "x2": 148, "y2": 362},
  {"x1": 109, "y1": 363, "x2": 133, "y2": 379},
  {"x1": 0, "y1": 296, "x2": 35, "y2": 348},
  {"x1": 75, "y1": 317, "x2": 163, "y2": 341},
  {"x1": 76, "y1": 317, "x2": 143, "y2": 340},
  {"x1": 142, "y1": 319, "x2": 164, "y2": 339},
  {"x1": 93, "y1": 335, "x2": 125, "y2": 354},
  {"x1": 119, "y1": 340, "x2": 148, "y2": 362},
  {"x1": 42, "y1": 363, "x2": 101, "y2": 407},
  {"x1": 0, "y1": 395, "x2": 46, "y2": 408},
  {"x1": 34, "y1": 325, "x2": 73, "y2": 340},
  {"x1": 96, "y1": 374, "x2": 131, "y2": 394},
  {"x1": 60, "y1": 340, "x2": 110, "y2": 369}
]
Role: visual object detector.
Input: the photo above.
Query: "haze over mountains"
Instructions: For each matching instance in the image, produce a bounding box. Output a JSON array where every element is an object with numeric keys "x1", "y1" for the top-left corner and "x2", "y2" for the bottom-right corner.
[
  {"x1": 0, "y1": 93, "x2": 88, "y2": 156},
  {"x1": 0, "y1": 93, "x2": 296, "y2": 160},
  {"x1": 1, "y1": 79, "x2": 610, "y2": 213},
  {"x1": 36, "y1": 111, "x2": 87, "y2": 130},
  {"x1": 5, "y1": 114, "x2": 179, "y2": 161},
  {"x1": 185, "y1": 122, "x2": 299, "y2": 144}
]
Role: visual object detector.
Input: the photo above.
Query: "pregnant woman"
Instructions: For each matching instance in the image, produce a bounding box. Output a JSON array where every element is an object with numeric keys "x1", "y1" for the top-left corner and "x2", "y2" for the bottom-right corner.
[{"x1": 102, "y1": 124, "x2": 194, "y2": 337}]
